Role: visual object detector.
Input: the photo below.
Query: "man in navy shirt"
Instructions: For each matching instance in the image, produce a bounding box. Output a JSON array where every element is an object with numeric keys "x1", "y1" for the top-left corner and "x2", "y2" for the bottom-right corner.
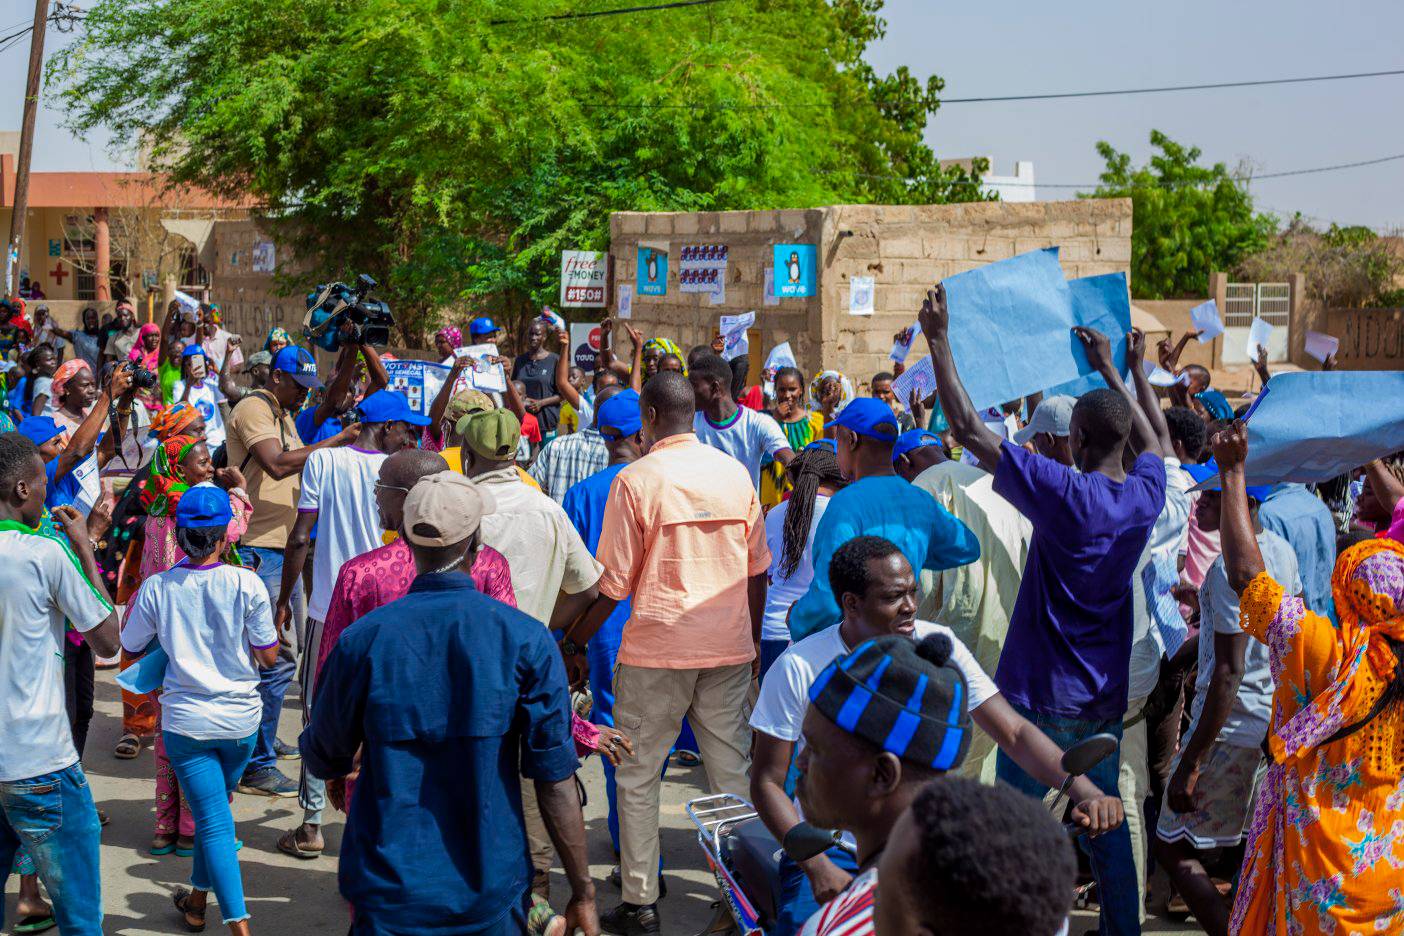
[
  {"x1": 923, "y1": 285, "x2": 1167, "y2": 936},
  {"x1": 303, "y1": 471, "x2": 597, "y2": 935}
]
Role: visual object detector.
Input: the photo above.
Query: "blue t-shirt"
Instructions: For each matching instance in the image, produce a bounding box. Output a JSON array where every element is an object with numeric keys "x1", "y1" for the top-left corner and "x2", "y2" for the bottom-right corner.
[
  {"x1": 992, "y1": 442, "x2": 1167, "y2": 720},
  {"x1": 295, "y1": 408, "x2": 343, "y2": 445},
  {"x1": 562, "y1": 462, "x2": 632, "y2": 660},
  {"x1": 44, "y1": 457, "x2": 83, "y2": 511},
  {"x1": 1258, "y1": 483, "x2": 1336, "y2": 621},
  {"x1": 301, "y1": 571, "x2": 577, "y2": 932},
  {"x1": 788, "y1": 474, "x2": 980, "y2": 641}
]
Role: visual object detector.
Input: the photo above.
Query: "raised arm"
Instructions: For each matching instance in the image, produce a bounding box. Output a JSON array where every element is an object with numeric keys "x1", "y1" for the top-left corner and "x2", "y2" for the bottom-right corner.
[
  {"x1": 1073, "y1": 326, "x2": 1162, "y2": 459},
  {"x1": 554, "y1": 326, "x2": 582, "y2": 410},
  {"x1": 623, "y1": 322, "x2": 644, "y2": 393},
  {"x1": 1364, "y1": 458, "x2": 1404, "y2": 517},
  {"x1": 1210, "y1": 421, "x2": 1266, "y2": 594},
  {"x1": 314, "y1": 342, "x2": 361, "y2": 426},
  {"x1": 157, "y1": 302, "x2": 179, "y2": 367},
  {"x1": 920, "y1": 284, "x2": 1006, "y2": 470},
  {"x1": 495, "y1": 358, "x2": 527, "y2": 422},
  {"x1": 1123, "y1": 329, "x2": 1173, "y2": 457},
  {"x1": 217, "y1": 336, "x2": 245, "y2": 401},
  {"x1": 55, "y1": 365, "x2": 132, "y2": 479},
  {"x1": 1158, "y1": 333, "x2": 1195, "y2": 408},
  {"x1": 360, "y1": 341, "x2": 389, "y2": 394},
  {"x1": 428, "y1": 357, "x2": 469, "y2": 435}
]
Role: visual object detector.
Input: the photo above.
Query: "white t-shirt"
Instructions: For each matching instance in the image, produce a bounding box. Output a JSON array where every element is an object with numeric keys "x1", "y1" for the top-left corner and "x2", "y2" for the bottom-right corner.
[
  {"x1": 122, "y1": 561, "x2": 277, "y2": 740},
  {"x1": 0, "y1": 528, "x2": 112, "y2": 782},
  {"x1": 172, "y1": 375, "x2": 228, "y2": 449},
  {"x1": 1191, "y1": 529, "x2": 1300, "y2": 747},
  {"x1": 762, "y1": 495, "x2": 831, "y2": 643},
  {"x1": 32, "y1": 376, "x2": 55, "y2": 417},
  {"x1": 1128, "y1": 457, "x2": 1193, "y2": 701},
  {"x1": 297, "y1": 446, "x2": 389, "y2": 621},
  {"x1": 693, "y1": 408, "x2": 790, "y2": 490}
]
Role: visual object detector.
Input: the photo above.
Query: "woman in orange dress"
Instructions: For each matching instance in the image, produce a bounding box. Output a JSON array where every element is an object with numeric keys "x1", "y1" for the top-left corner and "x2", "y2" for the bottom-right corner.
[{"x1": 1210, "y1": 421, "x2": 1404, "y2": 935}]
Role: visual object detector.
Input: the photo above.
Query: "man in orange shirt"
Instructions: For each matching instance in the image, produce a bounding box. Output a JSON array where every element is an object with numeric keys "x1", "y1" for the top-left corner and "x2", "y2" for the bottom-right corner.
[{"x1": 566, "y1": 372, "x2": 768, "y2": 935}]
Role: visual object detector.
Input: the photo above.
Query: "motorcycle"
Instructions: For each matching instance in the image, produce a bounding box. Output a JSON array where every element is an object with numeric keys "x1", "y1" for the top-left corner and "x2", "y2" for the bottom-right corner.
[{"x1": 685, "y1": 732, "x2": 1120, "y2": 935}]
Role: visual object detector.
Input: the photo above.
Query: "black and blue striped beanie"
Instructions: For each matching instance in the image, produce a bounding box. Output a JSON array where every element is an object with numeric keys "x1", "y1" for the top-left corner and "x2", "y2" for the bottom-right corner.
[{"x1": 808, "y1": 633, "x2": 971, "y2": 772}]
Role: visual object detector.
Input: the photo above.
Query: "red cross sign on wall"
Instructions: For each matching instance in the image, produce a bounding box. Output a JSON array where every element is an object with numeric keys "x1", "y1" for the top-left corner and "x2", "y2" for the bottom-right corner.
[{"x1": 50, "y1": 263, "x2": 68, "y2": 285}]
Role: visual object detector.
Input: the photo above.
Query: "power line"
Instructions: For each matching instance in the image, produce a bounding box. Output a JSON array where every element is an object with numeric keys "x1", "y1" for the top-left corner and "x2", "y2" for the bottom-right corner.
[
  {"x1": 488, "y1": 0, "x2": 728, "y2": 27},
  {"x1": 941, "y1": 67, "x2": 1404, "y2": 104}
]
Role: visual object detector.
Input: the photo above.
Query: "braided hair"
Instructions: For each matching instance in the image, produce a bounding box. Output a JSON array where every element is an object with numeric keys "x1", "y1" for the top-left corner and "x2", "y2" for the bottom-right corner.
[{"x1": 780, "y1": 445, "x2": 846, "y2": 580}]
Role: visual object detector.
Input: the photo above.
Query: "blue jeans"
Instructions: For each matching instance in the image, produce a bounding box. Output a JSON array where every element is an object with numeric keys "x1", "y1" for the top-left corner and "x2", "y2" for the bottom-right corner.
[
  {"x1": 759, "y1": 639, "x2": 790, "y2": 685},
  {"x1": 245, "y1": 546, "x2": 300, "y2": 774},
  {"x1": 996, "y1": 703, "x2": 1140, "y2": 936},
  {"x1": 773, "y1": 845, "x2": 859, "y2": 936},
  {"x1": 0, "y1": 764, "x2": 103, "y2": 935},
  {"x1": 164, "y1": 731, "x2": 257, "y2": 925}
]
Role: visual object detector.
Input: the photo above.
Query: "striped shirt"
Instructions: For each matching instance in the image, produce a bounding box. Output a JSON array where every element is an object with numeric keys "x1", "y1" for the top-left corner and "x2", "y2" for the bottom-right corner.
[
  {"x1": 529, "y1": 428, "x2": 609, "y2": 504},
  {"x1": 799, "y1": 867, "x2": 876, "y2": 936}
]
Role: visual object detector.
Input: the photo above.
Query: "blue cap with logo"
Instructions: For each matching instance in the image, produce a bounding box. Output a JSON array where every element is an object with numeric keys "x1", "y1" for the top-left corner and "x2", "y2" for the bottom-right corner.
[
  {"x1": 468, "y1": 316, "x2": 498, "y2": 338},
  {"x1": 17, "y1": 416, "x2": 64, "y2": 448},
  {"x1": 1183, "y1": 458, "x2": 1272, "y2": 502},
  {"x1": 355, "y1": 389, "x2": 431, "y2": 427},
  {"x1": 825, "y1": 398, "x2": 899, "y2": 443},
  {"x1": 892, "y1": 429, "x2": 943, "y2": 463},
  {"x1": 596, "y1": 389, "x2": 642, "y2": 440},
  {"x1": 181, "y1": 344, "x2": 208, "y2": 360},
  {"x1": 176, "y1": 482, "x2": 233, "y2": 529},
  {"x1": 272, "y1": 346, "x2": 323, "y2": 390}
]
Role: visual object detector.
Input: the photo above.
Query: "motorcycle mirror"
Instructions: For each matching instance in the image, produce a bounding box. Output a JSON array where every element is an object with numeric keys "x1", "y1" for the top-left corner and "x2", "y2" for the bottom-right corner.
[
  {"x1": 782, "y1": 822, "x2": 844, "y2": 863},
  {"x1": 1060, "y1": 733, "x2": 1119, "y2": 777}
]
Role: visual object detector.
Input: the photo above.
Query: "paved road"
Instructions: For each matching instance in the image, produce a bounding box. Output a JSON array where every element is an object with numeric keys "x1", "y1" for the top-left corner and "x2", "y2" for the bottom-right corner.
[{"x1": 4, "y1": 669, "x2": 1203, "y2": 934}]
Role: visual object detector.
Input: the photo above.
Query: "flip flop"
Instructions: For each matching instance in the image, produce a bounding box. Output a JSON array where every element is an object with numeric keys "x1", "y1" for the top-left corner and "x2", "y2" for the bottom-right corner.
[
  {"x1": 277, "y1": 828, "x2": 323, "y2": 860},
  {"x1": 14, "y1": 914, "x2": 57, "y2": 934},
  {"x1": 114, "y1": 734, "x2": 141, "y2": 759},
  {"x1": 172, "y1": 888, "x2": 206, "y2": 933},
  {"x1": 150, "y1": 836, "x2": 177, "y2": 856}
]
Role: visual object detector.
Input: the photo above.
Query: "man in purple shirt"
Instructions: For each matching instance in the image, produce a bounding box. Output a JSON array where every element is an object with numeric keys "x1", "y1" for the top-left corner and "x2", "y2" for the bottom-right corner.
[{"x1": 922, "y1": 286, "x2": 1167, "y2": 936}]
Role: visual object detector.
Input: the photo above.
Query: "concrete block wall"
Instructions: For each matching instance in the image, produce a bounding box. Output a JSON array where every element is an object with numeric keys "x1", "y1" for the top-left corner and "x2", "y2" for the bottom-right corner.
[{"x1": 610, "y1": 198, "x2": 1134, "y2": 390}]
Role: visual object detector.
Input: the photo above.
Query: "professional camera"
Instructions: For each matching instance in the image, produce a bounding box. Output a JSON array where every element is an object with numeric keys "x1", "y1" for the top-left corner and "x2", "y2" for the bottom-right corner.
[
  {"x1": 122, "y1": 360, "x2": 158, "y2": 391},
  {"x1": 303, "y1": 274, "x2": 395, "y2": 352}
]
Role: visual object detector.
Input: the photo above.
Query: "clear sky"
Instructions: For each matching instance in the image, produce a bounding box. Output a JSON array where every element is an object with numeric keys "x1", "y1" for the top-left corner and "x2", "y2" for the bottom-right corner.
[{"x1": 3, "y1": 0, "x2": 1402, "y2": 230}]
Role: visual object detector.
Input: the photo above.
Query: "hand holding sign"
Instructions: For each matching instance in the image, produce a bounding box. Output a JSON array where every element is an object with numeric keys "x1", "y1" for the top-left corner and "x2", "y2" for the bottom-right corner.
[
  {"x1": 890, "y1": 322, "x2": 922, "y2": 363},
  {"x1": 1190, "y1": 301, "x2": 1223, "y2": 342}
]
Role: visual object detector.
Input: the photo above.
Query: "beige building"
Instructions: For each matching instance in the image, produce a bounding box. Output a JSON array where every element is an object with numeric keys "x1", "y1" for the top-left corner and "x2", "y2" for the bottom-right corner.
[{"x1": 609, "y1": 198, "x2": 1133, "y2": 386}]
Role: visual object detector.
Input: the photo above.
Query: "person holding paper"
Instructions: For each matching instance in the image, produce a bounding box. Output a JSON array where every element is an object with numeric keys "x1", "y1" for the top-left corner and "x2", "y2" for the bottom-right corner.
[
  {"x1": 921, "y1": 283, "x2": 1166, "y2": 936},
  {"x1": 870, "y1": 371, "x2": 917, "y2": 432}
]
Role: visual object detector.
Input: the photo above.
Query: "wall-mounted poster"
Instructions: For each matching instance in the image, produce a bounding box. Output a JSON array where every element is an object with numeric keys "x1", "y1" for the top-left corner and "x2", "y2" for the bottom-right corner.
[
  {"x1": 252, "y1": 240, "x2": 276, "y2": 273},
  {"x1": 560, "y1": 251, "x2": 608, "y2": 307},
  {"x1": 637, "y1": 246, "x2": 667, "y2": 296},
  {"x1": 773, "y1": 244, "x2": 816, "y2": 298},
  {"x1": 679, "y1": 244, "x2": 728, "y2": 299}
]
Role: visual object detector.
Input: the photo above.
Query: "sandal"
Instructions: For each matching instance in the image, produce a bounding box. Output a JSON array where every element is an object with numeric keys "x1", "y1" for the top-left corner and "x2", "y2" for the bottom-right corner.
[
  {"x1": 674, "y1": 749, "x2": 701, "y2": 768},
  {"x1": 527, "y1": 894, "x2": 565, "y2": 936},
  {"x1": 114, "y1": 734, "x2": 142, "y2": 759},
  {"x1": 175, "y1": 835, "x2": 195, "y2": 858},
  {"x1": 172, "y1": 888, "x2": 206, "y2": 933},
  {"x1": 277, "y1": 828, "x2": 323, "y2": 860},
  {"x1": 14, "y1": 914, "x2": 57, "y2": 934},
  {"x1": 150, "y1": 833, "x2": 177, "y2": 856}
]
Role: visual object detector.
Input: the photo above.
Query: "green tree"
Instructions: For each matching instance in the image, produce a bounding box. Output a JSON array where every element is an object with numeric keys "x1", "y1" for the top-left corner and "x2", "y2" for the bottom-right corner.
[
  {"x1": 52, "y1": 0, "x2": 990, "y2": 341},
  {"x1": 1087, "y1": 130, "x2": 1275, "y2": 300},
  {"x1": 1237, "y1": 217, "x2": 1404, "y2": 309}
]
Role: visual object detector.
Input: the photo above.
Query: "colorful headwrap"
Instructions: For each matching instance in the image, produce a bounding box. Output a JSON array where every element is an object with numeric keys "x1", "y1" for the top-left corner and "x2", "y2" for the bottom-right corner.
[
  {"x1": 207, "y1": 305, "x2": 222, "y2": 325},
  {"x1": 141, "y1": 434, "x2": 200, "y2": 517},
  {"x1": 643, "y1": 337, "x2": 687, "y2": 375},
  {"x1": 129, "y1": 323, "x2": 162, "y2": 369},
  {"x1": 150, "y1": 401, "x2": 202, "y2": 442},
  {"x1": 808, "y1": 370, "x2": 855, "y2": 414},
  {"x1": 1266, "y1": 538, "x2": 1404, "y2": 768},
  {"x1": 436, "y1": 326, "x2": 463, "y2": 349},
  {"x1": 51, "y1": 359, "x2": 91, "y2": 403},
  {"x1": 264, "y1": 326, "x2": 292, "y2": 352}
]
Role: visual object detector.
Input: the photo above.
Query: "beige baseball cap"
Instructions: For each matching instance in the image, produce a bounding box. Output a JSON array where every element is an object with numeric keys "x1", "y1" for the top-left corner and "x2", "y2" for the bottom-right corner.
[{"x1": 401, "y1": 472, "x2": 496, "y2": 547}]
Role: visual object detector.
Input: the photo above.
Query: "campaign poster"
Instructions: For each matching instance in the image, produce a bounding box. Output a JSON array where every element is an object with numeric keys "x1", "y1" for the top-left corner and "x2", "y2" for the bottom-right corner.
[
  {"x1": 679, "y1": 244, "x2": 729, "y2": 296},
  {"x1": 774, "y1": 244, "x2": 817, "y2": 298},
  {"x1": 385, "y1": 359, "x2": 452, "y2": 416}
]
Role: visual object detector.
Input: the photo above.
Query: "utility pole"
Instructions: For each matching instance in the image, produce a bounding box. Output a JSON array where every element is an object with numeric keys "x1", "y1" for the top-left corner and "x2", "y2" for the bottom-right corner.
[{"x1": 6, "y1": 0, "x2": 51, "y2": 298}]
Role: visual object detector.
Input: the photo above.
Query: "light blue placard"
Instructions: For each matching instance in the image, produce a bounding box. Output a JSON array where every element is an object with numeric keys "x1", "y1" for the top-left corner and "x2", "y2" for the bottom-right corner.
[
  {"x1": 943, "y1": 248, "x2": 1076, "y2": 410},
  {"x1": 1194, "y1": 371, "x2": 1404, "y2": 487},
  {"x1": 116, "y1": 645, "x2": 169, "y2": 695},
  {"x1": 1041, "y1": 272, "x2": 1133, "y2": 397},
  {"x1": 637, "y1": 246, "x2": 667, "y2": 296},
  {"x1": 774, "y1": 244, "x2": 817, "y2": 298}
]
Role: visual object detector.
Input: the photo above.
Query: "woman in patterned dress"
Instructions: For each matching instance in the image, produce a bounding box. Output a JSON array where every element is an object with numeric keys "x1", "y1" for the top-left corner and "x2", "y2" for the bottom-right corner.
[{"x1": 1211, "y1": 421, "x2": 1404, "y2": 935}]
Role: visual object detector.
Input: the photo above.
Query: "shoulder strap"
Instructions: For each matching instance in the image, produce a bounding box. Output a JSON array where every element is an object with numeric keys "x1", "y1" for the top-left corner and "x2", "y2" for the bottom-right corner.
[{"x1": 239, "y1": 391, "x2": 285, "y2": 474}]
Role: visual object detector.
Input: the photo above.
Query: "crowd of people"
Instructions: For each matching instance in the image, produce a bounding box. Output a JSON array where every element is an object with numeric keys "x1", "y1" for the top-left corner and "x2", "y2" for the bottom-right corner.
[{"x1": 0, "y1": 283, "x2": 1400, "y2": 936}]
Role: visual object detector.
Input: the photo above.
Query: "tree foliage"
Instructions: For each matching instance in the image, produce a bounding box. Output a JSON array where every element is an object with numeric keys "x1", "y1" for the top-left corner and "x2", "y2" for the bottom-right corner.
[
  {"x1": 52, "y1": 0, "x2": 990, "y2": 341},
  {"x1": 1087, "y1": 130, "x2": 1275, "y2": 300},
  {"x1": 1236, "y1": 217, "x2": 1404, "y2": 309}
]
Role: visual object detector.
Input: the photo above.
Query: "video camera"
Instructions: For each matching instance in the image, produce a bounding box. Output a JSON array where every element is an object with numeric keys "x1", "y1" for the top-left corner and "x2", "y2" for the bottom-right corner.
[{"x1": 303, "y1": 274, "x2": 394, "y2": 352}]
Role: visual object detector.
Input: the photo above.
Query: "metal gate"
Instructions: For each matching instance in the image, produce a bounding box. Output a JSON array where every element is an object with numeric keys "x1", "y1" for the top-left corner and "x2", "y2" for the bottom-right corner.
[{"x1": 1221, "y1": 282, "x2": 1290, "y2": 364}]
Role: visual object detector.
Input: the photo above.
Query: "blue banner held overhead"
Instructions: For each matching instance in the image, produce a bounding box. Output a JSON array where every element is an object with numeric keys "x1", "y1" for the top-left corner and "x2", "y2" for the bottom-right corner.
[{"x1": 1042, "y1": 272, "x2": 1134, "y2": 398}]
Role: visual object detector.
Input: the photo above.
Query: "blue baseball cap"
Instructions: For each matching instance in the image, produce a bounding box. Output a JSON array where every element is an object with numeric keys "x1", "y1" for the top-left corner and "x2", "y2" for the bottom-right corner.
[
  {"x1": 469, "y1": 316, "x2": 498, "y2": 337},
  {"x1": 892, "y1": 429, "x2": 943, "y2": 463},
  {"x1": 355, "y1": 389, "x2": 431, "y2": 427},
  {"x1": 825, "y1": 398, "x2": 899, "y2": 443},
  {"x1": 181, "y1": 344, "x2": 208, "y2": 360},
  {"x1": 17, "y1": 416, "x2": 64, "y2": 448},
  {"x1": 596, "y1": 389, "x2": 642, "y2": 440},
  {"x1": 175, "y1": 482, "x2": 233, "y2": 529},
  {"x1": 272, "y1": 346, "x2": 323, "y2": 390},
  {"x1": 1183, "y1": 459, "x2": 1271, "y2": 501}
]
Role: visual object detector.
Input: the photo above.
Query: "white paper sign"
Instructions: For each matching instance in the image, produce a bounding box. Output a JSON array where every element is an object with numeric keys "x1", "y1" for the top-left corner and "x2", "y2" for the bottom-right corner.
[
  {"x1": 890, "y1": 356, "x2": 936, "y2": 408},
  {"x1": 890, "y1": 322, "x2": 922, "y2": 363},
  {"x1": 251, "y1": 241, "x2": 276, "y2": 273},
  {"x1": 763, "y1": 267, "x2": 780, "y2": 307},
  {"x1": 559, "y1": 251, "x2": 608, "y2": 307},
  {"x1": 539, "y1": 307, "x2": 567, "y2": 332},
  {"x1": 719, "y1": 311, "x2": 755, "y2": 361},
  {"x1": 1246, "y1": 317, "x2": 1273, "y2": 359},
  {"x1": 454, "y1": 342, "x2": 508, "y2": 393},
  {"x1": 1304, "y1": 330, "x2": 1339, "y2": 364},
  {"x1": 174, "y1": 290, "x2": 201, "y2": 313},
  {"x1": 849, "y1": 276, "x2": 875, "y2": 316},
  {"x1": 616, "y1": 284, "x2": 633, "y2": 320},
  {"x1": 1190, "y1": 300, "x2": 1223, "y2": 342},
  {"x1": 763, "y1": 341, "x2": 797, "y2": 378},
  {"x1": 1142, "y1": 358, "x2": 1183, "y2": 387},
  {"x1": 709, "y1": 276, "x2": 726, "y2": 305},
  {"x1": 70, "y1": 453, "x2": 101, "y2": 518}
]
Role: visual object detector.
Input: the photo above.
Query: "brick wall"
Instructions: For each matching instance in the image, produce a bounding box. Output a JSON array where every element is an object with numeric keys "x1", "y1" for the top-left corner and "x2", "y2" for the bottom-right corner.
[{"x1": 610, "y1": 198, "x2": 1133, "y2": 389}]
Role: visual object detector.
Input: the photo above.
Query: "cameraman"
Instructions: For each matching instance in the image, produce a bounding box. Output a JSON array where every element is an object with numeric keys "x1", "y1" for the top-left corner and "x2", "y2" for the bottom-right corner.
[
  {"x1": 296, "y1": 334, "x2": 390, "y2": 446},
  {"x1": 225, "y1": 345, "x2": 358, "y2": 797}
]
